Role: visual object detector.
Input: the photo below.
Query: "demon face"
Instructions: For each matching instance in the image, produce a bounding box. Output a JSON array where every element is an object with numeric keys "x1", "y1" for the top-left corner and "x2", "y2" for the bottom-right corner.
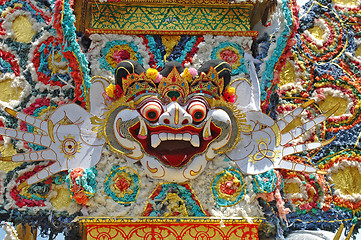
[{"x1": 102, "y1": 60, "x2": 249, "y2": 182}]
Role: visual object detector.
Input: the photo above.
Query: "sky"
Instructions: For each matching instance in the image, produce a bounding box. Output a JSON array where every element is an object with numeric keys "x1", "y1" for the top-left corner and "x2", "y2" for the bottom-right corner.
[{"x1": 0, "y1": 225, "x2": 64, "y2": 240}]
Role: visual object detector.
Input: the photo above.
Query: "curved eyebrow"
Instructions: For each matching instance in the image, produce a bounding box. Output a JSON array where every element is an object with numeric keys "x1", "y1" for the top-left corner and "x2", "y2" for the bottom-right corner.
[
  {"x1": 135, "y1": 96, "x2": 164, "y2": 109},
  {"x1": 184, "y1": 95, "x2": 210, "y2": 109},
  {"x1": 134, "y1": 93, "x2": 161, "y2": 104}
]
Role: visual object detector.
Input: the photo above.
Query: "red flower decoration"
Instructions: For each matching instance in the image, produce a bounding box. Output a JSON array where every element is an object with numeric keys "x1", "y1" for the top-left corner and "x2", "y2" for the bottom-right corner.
[
  {"x1": 223, "y1": 91, "x2": 236, "y2": 103},
  {"x1": 114, "y1": 84, "x2": 123, "y2": 98},
  {"x1": 220, "y1": 178, "x2": 239, "y2": 195},
  {"x1": 113, "y1": 50, "x2": 130, "y2": 63},
  {"x1": 115, "y1": 177, "x2": 130, "y2": 192},
  {"x1": 220, "y1": 49, "x2": 239, "y2": 66}
]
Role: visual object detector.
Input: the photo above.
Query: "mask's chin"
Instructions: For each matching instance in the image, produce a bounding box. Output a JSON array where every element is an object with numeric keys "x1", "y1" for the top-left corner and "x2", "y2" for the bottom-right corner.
[
  {"x1": 128, "y1": 121, "x2": 222, "y2": 168},
  {"x1": 140, "y1": 153, "x2": 209, "y2": 182}
]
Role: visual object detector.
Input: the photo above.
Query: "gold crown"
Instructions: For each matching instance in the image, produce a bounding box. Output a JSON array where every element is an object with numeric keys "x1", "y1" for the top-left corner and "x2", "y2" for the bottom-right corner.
[
  {"x1": 122, "y1": 73, "x2": 158, "y2": 101},
  {"x1": 158, "y1": 67, "x2": 190, "y2": 101},
  {"x1": 190, "y1": 67, "x2": 224, "y2": 99},
  {"x1": 119, "y1": 67, "x2": 225, "y2": 102}
]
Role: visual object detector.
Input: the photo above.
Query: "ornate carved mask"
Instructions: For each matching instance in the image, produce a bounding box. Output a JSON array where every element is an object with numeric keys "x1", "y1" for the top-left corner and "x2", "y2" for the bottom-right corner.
[{"x1": 101, "y1": 60, "x2": 250, "y2": 182}]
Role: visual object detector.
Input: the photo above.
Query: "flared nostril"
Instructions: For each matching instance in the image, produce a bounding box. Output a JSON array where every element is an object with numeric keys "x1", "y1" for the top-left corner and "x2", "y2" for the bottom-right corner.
[
  {"x1": 182, "y1": 119, "x2": 189, "y2": 125},
  {"x1": 163, "y1": 119, "x2": 170, "y2": 124}
]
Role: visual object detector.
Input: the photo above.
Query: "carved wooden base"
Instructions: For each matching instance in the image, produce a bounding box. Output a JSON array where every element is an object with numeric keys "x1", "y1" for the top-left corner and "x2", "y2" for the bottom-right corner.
[{"x1": 77, "y1": 217, "x2": 263, "y2": 240}]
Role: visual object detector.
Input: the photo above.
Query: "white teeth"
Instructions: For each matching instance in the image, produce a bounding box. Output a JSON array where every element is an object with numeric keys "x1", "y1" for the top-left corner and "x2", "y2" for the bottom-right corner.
[
  {"x1": 150, "y1": 133, "x2": 200, "y2": 148},
  {"x1": 168, "y1": 133, "x2": 175, "y2": 140},
  {"x1": 183, "y1": 133, "x2": 191, "y2": 141},
  {"x1": 176, "y1": 133, "x2": 183, "y2": 140},
  {"x1": 159, "y1": 132, "x2": 168, "y2": 141},
  {"x1": 151, "y1": 134, "x2": 161, "y2": 148},
  {"x1": 190, "y1": 135, "x2": 200, "y2": 147}
]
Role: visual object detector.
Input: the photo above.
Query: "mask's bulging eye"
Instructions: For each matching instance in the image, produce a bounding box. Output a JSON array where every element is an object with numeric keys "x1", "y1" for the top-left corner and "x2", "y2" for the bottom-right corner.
[
  {"x1": 188, "y1": 101, "x2": 207, "y2": 122},
  {"x1": 140, "y1": 101, "x2": 163, "y2": 122}
]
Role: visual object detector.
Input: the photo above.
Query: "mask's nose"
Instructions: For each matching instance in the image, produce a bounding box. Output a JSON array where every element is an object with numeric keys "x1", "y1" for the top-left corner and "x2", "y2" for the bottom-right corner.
[{"x1": 159, "y1": 102, "x2": 193, "y2": 127}]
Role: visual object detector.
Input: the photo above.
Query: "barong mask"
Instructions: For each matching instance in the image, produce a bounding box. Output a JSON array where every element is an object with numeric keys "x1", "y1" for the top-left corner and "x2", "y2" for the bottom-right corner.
[{"x1": 101, "y1": 60, "x2": 250, "y2": 182}]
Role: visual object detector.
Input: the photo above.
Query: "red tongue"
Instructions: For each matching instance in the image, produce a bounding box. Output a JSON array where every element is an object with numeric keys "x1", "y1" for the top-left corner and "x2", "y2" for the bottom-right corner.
[{"x1": 161, "y1": 153, "x2": 188, "y2": 167}]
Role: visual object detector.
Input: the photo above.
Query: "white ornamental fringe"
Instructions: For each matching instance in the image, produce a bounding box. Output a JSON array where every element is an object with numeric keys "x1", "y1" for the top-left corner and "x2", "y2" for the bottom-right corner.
[{"x1": 1, "y1": 10, "x2": 47, "y2": 41}]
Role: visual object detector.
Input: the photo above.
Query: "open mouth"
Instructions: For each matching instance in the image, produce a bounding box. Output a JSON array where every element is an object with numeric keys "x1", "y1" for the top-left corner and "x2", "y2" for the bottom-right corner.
[{"x1": 129, "y1": 121, "x2": 221, "y2": 167}]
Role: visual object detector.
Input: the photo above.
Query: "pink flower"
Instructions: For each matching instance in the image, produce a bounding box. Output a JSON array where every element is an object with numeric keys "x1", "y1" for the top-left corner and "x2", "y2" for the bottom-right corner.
[
  {"x1": 154, "y1": 74, "x2": 163, "y2": 83},
  {"x1": 188, "y1": 67, "x2": 198, "y2": 77}
]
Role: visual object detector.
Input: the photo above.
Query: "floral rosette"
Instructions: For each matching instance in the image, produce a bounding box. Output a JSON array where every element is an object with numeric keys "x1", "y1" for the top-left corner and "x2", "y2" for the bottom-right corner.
[
  {"x1": 102, "y1": 40, "x2": 143, "y2": 69},
  {"x1": 281, "y1": 170, "x2": 331, "y2": 213},
  {"x1": 319, "y1": 150, "x2": 361, "y2": 213},
  {"x1": 103, "y1": 166, "x2": 140, "y2": 205},
  {"x1": 211, "y1": 42, "x2": 247, "y2": 75},
  {"x1": 211, "y1": 168, "x2": 246, "y2": 207},
  {"x1": 89, "y1": 34, "x2": 150, "y2": 79},
  {"x1": 297, "y1": 6, "x2": 347, "y2": 63},
  {"x1": 0, "y1": 0, "x2": 51, "y2": 40},
  {"x1": 190, "y1": 35, "x2": 252, "y2": 76}
]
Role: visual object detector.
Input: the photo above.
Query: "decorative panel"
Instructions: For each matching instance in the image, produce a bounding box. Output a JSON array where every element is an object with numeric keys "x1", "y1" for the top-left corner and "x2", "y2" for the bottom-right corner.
[
  {"x1": 85, "y1": 1, "x2": 257, "y2": 36},
  {"x1": 78, "y1": 217, "x2": 263, "y2": 240}
]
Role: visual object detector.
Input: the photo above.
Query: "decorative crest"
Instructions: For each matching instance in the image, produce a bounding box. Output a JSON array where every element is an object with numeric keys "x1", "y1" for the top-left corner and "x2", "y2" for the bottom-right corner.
[
  {"x1": 190, "y1": 67, "x2": 224, "y2": 99},
  {"x1": 122, "y1": 72, "x2": 157, "y2": 101},
  {"x1": 158, "y1": 67, "x2": 190, "y2": 101}
]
